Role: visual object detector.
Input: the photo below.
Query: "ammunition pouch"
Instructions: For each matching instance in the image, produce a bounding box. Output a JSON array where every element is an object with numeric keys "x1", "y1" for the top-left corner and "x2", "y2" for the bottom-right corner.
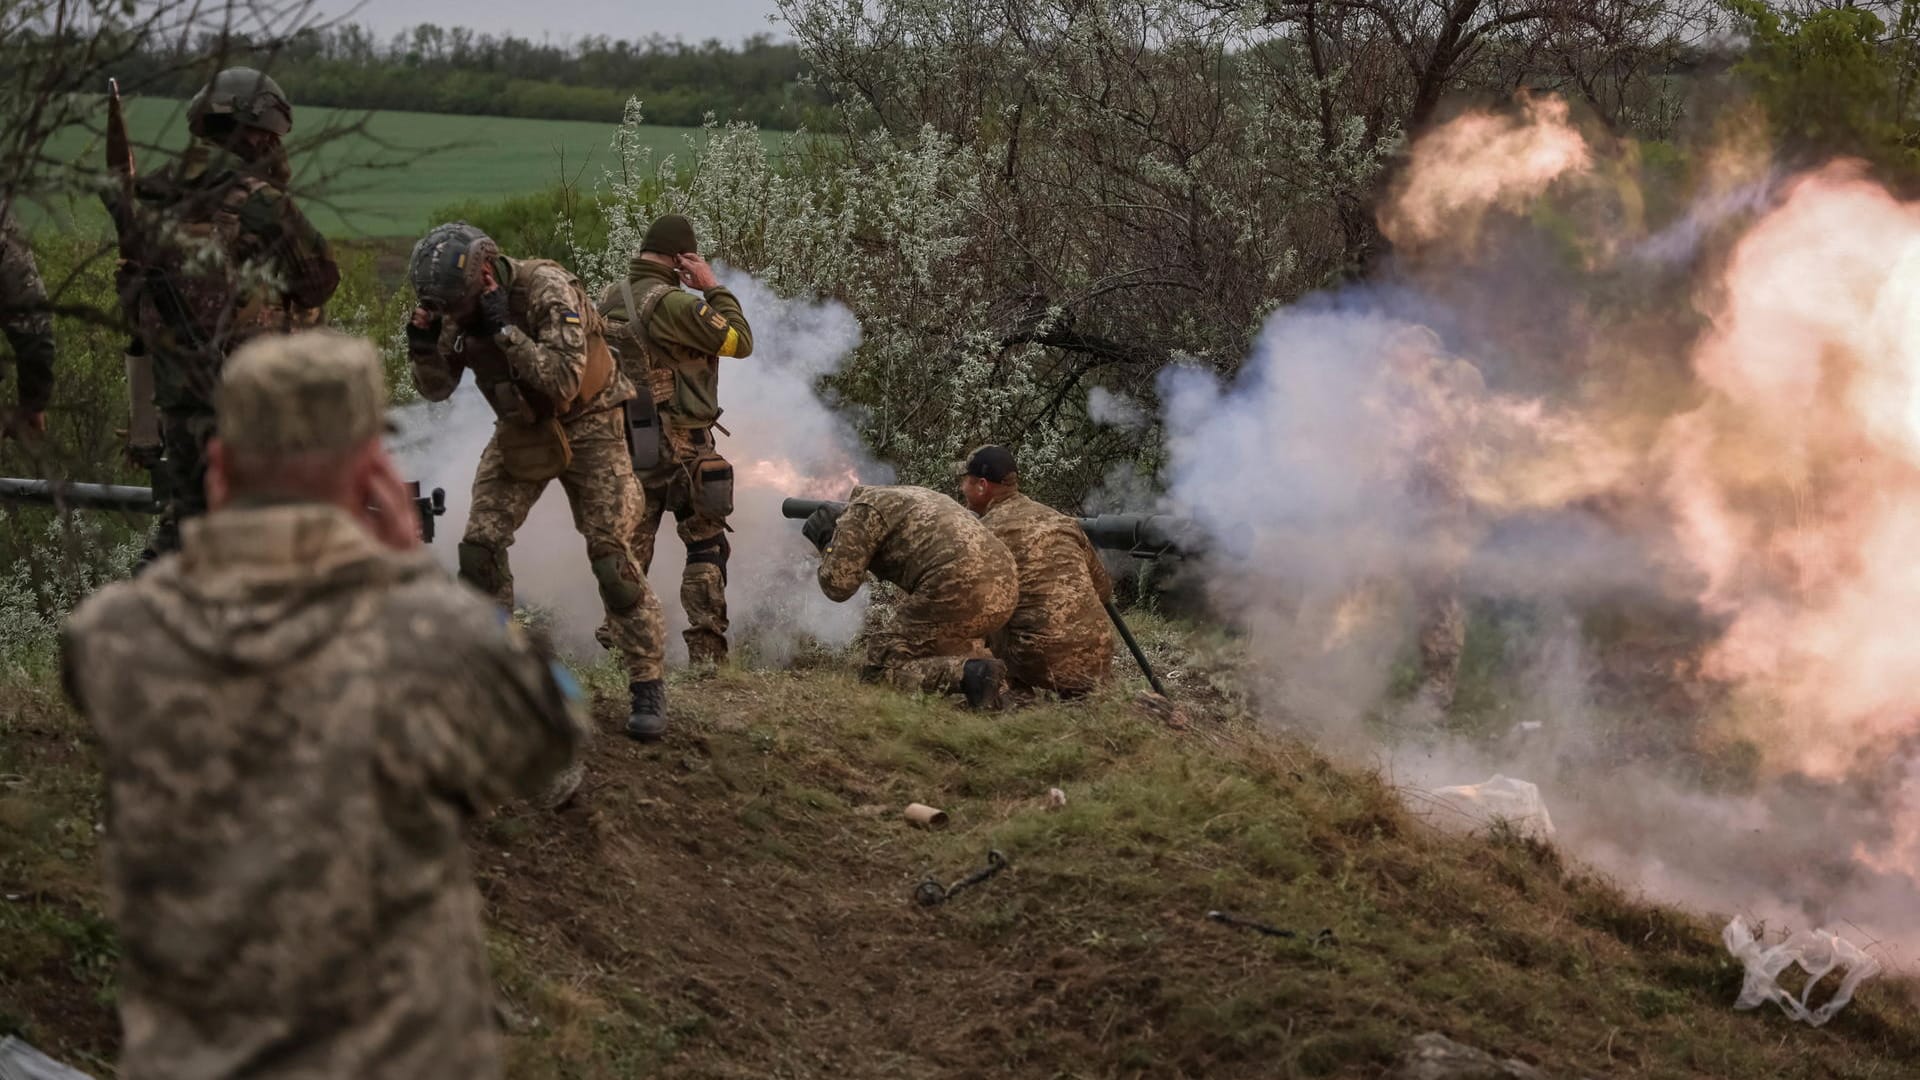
[
  {"x1": 495, "y1": 417, "x2": 573, "y2": 484},
  {"x1": 624, "y1": 397, "x2": 664, "y2": 474},
  {"x1": 694, "y1": 456, "x2": 734, "y2": 520}
]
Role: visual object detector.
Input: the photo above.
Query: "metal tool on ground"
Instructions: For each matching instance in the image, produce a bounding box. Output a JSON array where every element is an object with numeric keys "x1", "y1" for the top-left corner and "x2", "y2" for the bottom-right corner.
[
  {"x1": 913, "y1": 849, "x2": 1008, "y2": 906},
  {"x1": 0, "y1": 477, "x2": 450, "y2": 543},
  {"x1": 1206, "y1": 910, "x2": 1337, "y2": 945}
]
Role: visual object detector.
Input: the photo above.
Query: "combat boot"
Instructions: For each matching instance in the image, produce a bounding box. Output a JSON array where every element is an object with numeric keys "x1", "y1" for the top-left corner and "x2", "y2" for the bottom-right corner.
[
  {"x1": 626, "y1": 679, "x2": 669, "y2": 742},
  {"x1": 961, "y1": 658, "x2": 1008, "y2": 711}
]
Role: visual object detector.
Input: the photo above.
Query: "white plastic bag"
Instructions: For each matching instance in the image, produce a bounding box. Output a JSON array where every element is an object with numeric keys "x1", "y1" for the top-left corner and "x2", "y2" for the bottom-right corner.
[
  {"x1": 1430, "y1": 774, "x2": 1556, "y2": 840},
  {"x1": 0, "y1": 1037, "x2": 97, "y2": 1080},
  {"x1": 1722, "y1": 915, "x2": 1883, "y2": 1027}
]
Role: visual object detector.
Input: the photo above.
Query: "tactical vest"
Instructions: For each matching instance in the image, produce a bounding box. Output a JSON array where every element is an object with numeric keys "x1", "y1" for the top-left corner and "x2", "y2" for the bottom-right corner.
[
  {"x1": 603, "y1": 280, "x2": 723, "y2": 429},
  {"x1": 134, "y1": 169, "x2": 287, "y2": 357},
  {"x1": 461, "y1": 258, "x2": 616, "y2": 425}
]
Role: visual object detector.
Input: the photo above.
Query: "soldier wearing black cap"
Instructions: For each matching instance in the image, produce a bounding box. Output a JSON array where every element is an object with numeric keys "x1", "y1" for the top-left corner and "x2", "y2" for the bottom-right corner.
[
  {"x1": 959, "y1": 445, "x2": 1115, "y2": 696},
  {"x1": 599, "y1": 214, "x2": 755, "y2": 666}
]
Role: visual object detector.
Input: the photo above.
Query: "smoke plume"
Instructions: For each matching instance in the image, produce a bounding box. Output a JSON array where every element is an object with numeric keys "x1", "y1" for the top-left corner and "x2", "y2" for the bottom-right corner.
[
  {"x1": 1163, "y1": 96, "x2": 1920, "y2": 958},
  {"x1": 394, "y1": 269, "x2": 884, "y2": 668}
]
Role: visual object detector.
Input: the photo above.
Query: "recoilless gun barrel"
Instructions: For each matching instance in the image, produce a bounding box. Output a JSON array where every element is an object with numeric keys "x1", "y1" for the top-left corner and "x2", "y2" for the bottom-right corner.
[
  {"x1": 780, "y1": 496, "x2": 1197, "y2": 698},
  {"x1": 780, "y1": 499, "x2": 1197, "y2": 560},
  {"x1": 0, "y1": 478, "x2": 451, "y2": 543}
]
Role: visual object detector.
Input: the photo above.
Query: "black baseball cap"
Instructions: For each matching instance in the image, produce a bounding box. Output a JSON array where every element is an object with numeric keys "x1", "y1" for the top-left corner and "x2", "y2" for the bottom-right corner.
[{"x1": 960, "y1": 444, "x2": 1018, "y2": 484}]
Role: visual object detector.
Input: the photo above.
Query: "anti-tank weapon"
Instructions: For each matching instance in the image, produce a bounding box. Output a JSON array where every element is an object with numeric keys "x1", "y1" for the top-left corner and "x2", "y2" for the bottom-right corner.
[
  {"x1": 0, "y1": 477, "x2": 450, "y2": 543},
  {"x1": 780, "y1": 497, "x2": 1200, "y2": 696}
]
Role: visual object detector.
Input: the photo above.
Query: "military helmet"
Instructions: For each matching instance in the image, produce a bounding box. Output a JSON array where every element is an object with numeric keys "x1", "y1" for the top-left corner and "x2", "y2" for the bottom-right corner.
[
  {"x1": 409, "y1": 222, "x2": 497, "y2": 312},
  {"x1": 187, "y1": 67, "x2": 293, "y2": 136}
]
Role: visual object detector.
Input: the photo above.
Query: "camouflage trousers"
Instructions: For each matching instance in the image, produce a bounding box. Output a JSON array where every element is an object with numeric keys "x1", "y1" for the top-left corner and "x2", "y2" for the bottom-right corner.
[
  {"x1": 634, "y1": 433, "x2": 732, "y2": 665},
  {"x1": 143, "y1": 406, "x2": 217, "y2": 560},
  {"x1": 459, "y1": 408, "x2": 666, "y2": 683},
  {"x1": 990, "y1": 623, "x2": 1113, "y2": 698},
  {"x1": 864, "y1": 587, "x2": 1015, "y2": 696}
]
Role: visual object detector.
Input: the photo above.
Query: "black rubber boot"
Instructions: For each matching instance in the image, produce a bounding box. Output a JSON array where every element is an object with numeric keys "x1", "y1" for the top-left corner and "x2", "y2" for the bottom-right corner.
[
  {"x1": 961, "y1": 659, "x2": 1007, "y2": 711},
  {"x1": 626, "y1": 679, "x2": 669, "y2": 742}
]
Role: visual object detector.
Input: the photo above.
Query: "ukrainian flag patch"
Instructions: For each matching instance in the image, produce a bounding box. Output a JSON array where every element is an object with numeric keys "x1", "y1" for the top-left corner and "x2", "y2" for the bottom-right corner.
[{"x1": 561, "y1": 310, "x2": 582, "y2": 325}]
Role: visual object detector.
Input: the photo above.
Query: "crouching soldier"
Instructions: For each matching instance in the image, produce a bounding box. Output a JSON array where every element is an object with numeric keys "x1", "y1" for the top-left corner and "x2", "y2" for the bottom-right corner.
[{"x1": 802, "y1": 484, "x2": 1016, "y2": 708}]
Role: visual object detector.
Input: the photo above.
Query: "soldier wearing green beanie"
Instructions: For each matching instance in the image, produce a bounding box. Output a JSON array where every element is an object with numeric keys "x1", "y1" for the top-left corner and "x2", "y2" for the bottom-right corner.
[{"x1": 600, "y1": 214, "x2": 755, "y2": 681}]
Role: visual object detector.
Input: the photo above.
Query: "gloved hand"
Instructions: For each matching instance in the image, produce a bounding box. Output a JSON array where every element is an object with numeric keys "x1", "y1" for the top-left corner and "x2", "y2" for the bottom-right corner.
[
  {"x1": 802, "y1": 505, "x2": 842, "y2": 552},
  {"x1": 475, "y1": 286, "x2": 512, "y2": 338},
  {"x1": 405, "y1": 308, "x2": 442, "y2": 351}
]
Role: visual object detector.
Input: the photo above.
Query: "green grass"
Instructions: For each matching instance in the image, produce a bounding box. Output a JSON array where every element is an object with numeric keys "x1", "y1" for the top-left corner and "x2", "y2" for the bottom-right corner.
[
  {"x1": 30, "y1": 97, "x2": 794, "y2": 239},
  {"x1": 7, "y1": 624, "x2": 1920, "y2": 1077}
]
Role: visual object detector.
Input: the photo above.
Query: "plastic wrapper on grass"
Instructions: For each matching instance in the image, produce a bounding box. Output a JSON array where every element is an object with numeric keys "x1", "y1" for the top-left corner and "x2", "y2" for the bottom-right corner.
[
  {"x1": 1426, "y1": 775, "x2": 1555, "y2": 841},
  {"x1": 1722, "y1": 915, "x2": 1883, "y2": 1027}
]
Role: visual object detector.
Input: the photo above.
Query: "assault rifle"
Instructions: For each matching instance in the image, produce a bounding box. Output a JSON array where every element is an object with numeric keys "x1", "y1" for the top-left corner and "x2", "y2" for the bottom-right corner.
[
  {"x1": 780, "y1": 497, "x2": 1199, "y2": 696},
  {"x1": 0, "y1": 478, "x2": 450, "y2": 543}
]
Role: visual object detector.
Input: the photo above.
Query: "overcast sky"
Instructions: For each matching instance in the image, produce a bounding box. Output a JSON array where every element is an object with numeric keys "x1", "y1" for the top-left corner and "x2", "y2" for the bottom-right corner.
[{"x1": 312, "y1": 0, "x2": 791, "y2": 46}]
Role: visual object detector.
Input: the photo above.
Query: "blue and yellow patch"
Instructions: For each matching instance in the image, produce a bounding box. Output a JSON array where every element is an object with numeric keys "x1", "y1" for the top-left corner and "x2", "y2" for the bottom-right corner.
[{"x1": 561, "y1": 310, "x2": 583, "y2": 325}]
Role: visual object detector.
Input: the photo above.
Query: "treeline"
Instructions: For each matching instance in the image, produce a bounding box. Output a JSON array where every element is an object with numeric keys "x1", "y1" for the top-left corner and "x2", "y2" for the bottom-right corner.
[{"x1": 103, "y1": 25, "x2": 828, "y2": 129}]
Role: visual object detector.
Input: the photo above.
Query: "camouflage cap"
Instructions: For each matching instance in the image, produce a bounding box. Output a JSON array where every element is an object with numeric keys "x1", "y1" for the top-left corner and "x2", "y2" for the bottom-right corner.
[{"x1": 215, "y1": 330, "x2": 394, "y2": 456}]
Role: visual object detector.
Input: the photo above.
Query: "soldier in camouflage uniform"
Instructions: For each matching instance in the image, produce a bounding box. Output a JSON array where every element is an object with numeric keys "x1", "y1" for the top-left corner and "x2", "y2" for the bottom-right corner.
[
  {"x1": 0, "y1": 206, "x2": 55, "y2": 437},
  {"x1": 61, "y1": 329, "x2": 587, "y2": 1080},
  {"x1": 598, "y1": 215, "x2": 753, "y2": 665},
  {"x1": 406, "y1": 223, "x2": 672, "y2": 739},
  {"x1": 802, "y1": 484, "x2": 1017, "y2": 708},
  {"x1": 113, "y1": 67, "x2": 339, "y2": 563},
  {"x1": 958, "y1": 446, "x2": 1114, "y2": 696}
]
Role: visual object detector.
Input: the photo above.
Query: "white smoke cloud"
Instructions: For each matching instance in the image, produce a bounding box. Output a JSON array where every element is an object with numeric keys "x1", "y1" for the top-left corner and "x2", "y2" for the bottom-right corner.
[
  {"x1": 1086, "y1": 386, "x2": 1148, "y2": 432},
  {"x1": 1153, "y1": 102, "x2": 1920, "y2": 965},
  {"x1": 393, "y1": 268, "x2": 885, "y2": 669}
]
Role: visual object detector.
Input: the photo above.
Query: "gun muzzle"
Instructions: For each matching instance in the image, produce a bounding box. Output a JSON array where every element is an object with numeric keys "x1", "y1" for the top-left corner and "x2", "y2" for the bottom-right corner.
[{"x1": 782, "y1": 497, "x2": 847, "y2": 520}]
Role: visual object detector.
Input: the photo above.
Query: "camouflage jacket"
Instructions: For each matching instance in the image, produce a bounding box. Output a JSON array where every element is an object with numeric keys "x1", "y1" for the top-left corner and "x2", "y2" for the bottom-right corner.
[
  {"x1": 979, "y1": 490, "x2": 1113, "y2": 649},
  {"x1": 820, "y1": 484, "x2": 1017, "y2": 606},
  {"x1": 598, "y1": 258, "x2": 752, "y2": 428},
  {"x1": 119, "y1": 140, "x2": 339, "y2": 412},
  {"x1": 61, "y1": 502, "x2": 586, "y2": 1080},
  {"x1": 410, "y1": 256, "x2": 634, "y2": 422},
  {"x1": 0, "y1": 207, "x2": 54, "y2": 412}
]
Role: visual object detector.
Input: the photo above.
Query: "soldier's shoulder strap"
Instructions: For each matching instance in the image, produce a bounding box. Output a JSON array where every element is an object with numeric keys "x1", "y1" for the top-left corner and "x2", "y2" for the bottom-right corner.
[
  {"x1": 616, "y1": 281, "x2": 677, "y2": 367},
  {"x1": 516, "y1": 258, "x2": 617, "y2": 413}
]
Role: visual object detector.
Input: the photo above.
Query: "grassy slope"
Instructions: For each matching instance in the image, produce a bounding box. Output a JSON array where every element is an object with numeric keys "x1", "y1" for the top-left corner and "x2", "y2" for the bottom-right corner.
[
  {"x1": 4, "y1": 621, "x2": 1919, "y2": 1078},
  {"x1": 31, "y1": 97, "x2": 798, "y2": 239}
]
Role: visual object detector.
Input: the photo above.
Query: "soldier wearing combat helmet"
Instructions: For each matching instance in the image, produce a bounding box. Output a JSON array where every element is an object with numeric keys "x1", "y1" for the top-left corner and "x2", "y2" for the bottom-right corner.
[
  {"x1": 406, "y1": 222, "x2": 673, "y2": 739},
  {"x1": 114, "y1": 66, "x2": 339, "y2": 566},
  {"x1": 599, "y1": 214, "x2": 754, "y2": 667}
]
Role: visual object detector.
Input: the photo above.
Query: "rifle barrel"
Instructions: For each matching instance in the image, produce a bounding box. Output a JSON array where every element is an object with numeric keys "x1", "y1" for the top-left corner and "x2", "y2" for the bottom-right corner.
[{"x1": 0, "y1": 478, "x2": 157, "y2": 513}]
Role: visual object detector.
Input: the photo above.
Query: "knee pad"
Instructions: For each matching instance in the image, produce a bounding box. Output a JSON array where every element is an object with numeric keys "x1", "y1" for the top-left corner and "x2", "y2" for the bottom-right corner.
[
  {"x1": 590, "y1": 552, "x2": 645, "y2": 612},
  {"x1": 686, "y1": 534, "x2": 730, "y2": 584},
  {"x1": 458, "y1": 540, "x2": 505, "y2": 595}
]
